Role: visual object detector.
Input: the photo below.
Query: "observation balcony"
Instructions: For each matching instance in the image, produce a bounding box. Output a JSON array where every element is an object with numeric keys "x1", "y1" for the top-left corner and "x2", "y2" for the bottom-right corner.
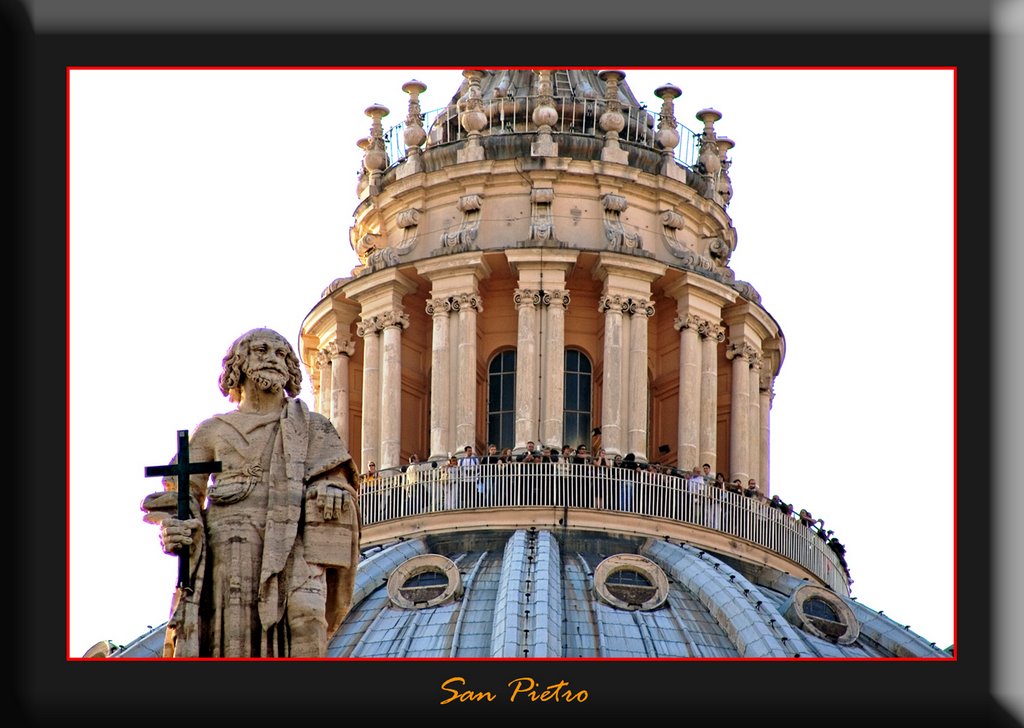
[
  {"x1": 357, "y1": 463, "x2": 851, "y2": 596},
  {"x1": 379, "y1": 95, "x2": 703, "y2": 173}
]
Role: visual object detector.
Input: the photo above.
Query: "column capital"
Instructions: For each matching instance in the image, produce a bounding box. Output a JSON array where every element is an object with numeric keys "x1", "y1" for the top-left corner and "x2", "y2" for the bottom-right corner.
[
  {"x1": 673, "y1": 313, "x2": 704, "y2": 332},
  {"x1": 452, "y1": 292, "x2": 484, "y2": 313},
  {"x1": 315, "y1": 349, "x2": 330, "y2": 368},
  {"x1": 356, "y1": 316, "x2": 382, "y2": 338},
  {"x1": 726, "y1": 341, "x2": 760, "y2": 363},
  {"x1": 759, "y1": 369, "x2": 775, "y2": 393},
  {"x1": 514, "y1": 288, "x2": 542, "y2": 309},
  {"x1": 358, "y1": 310, "x2": 408, "y2": 336},
  {"x1": 379, "y1": 309, "x2": 410, "y2": 330},
  {"x1": 598, "y1": 293, "x2": 629, "y2": 313},
  {"x1": 698, "y1": 320, "x2": 726, "y2": 342},
  {"x1": 541, "y1": 289, "x2": 570, "y2": 309},
  {"x1": 425, "y1": 296, "x2": 454, "y2": 317},
  {"x1": 627, "y1": 297, "x2": 655, "y2": 318},
  {"x1": 327, "y1": 336, "x2": 356, "y2": 358},
  {"x1": 599, "y1": 294, "x2": 654, "y2": 317}
]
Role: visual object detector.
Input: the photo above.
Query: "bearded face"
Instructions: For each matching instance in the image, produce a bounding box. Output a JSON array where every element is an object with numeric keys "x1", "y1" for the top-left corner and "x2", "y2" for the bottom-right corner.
[{"x1": 241, "y1": 335, "x2": 292, "y2": 394}]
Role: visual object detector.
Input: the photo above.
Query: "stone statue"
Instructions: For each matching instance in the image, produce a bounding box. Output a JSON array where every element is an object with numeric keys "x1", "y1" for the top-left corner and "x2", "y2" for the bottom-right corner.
[{"x1": 141, "y1": 328, "x2": 361, "y2": 657}]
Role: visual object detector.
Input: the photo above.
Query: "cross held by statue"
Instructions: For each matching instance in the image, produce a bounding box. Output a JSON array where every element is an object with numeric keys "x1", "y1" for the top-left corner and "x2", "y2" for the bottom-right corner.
[{"x1": 144, "y1": 429, "x2": 222, "y2": 591}]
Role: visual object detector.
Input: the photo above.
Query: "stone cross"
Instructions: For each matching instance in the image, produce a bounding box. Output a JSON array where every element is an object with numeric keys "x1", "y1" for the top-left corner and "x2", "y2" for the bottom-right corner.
[{"x1": 144, "y1": 430, "x2": 221, "y2": 591}]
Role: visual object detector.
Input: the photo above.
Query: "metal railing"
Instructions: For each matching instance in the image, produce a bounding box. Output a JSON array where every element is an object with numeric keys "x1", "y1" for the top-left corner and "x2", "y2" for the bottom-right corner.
[
  {"x1": 357, "y1": 462, "x2": 850, "y2": 594},
  {"x1": 381, "y1": 96, "x2": 702, "y2": 171}
]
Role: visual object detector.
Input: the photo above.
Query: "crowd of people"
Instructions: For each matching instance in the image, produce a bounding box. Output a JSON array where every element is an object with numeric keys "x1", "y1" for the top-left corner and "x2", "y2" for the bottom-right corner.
[{"x1": 359, "y1": 442, "x2": 851, "y2": 585}]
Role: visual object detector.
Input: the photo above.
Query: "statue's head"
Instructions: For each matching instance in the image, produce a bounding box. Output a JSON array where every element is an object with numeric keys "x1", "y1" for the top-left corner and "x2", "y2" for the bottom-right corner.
[{"x1": 219, "y1": 328, "x2": 303, "y2": 402}]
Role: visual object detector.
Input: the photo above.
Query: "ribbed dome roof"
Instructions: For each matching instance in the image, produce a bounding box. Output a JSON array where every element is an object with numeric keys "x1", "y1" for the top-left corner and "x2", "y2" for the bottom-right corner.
[{"x1": 111, "y1": 529, "x2": 948, "y2": 659}]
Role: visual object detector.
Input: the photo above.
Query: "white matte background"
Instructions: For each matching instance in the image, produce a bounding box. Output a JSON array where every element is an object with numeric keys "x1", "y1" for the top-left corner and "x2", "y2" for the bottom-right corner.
[{"x1": 69, "y1": 68, "x2": 954, "y2": 658}]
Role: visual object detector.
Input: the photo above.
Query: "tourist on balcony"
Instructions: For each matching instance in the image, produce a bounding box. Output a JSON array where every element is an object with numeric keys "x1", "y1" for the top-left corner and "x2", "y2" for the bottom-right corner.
[
  {"x1": 497, "y1": 447, "x2": 513, "y2": 505},
  {"x1": 517, "y1": 440, "x2": 540, "y2": 464},
  {"x1": 556, "y1": 445, "x2": 574, "y2": 506},
  {"x1": 361, "y1": 461, "x2": 383, "y2": 522},
  {"x1": 686, "y1": 466, "x2": 705, "y2": 523},
  {"x1": 402, "y1": 453, "x2": 422, "y2": 516},
  {"x1": 814, "y1": 520, "x2": 830, "y2": 542},
  {"x1": 706, "y1": 471, "x2": 725, "y2": 529},
  {"x1": 828, "y1": 536, "x2": 848, "y2": 570},
  {"x1": 531, "y1": 446, "x2": 553, "y2": 504},
  {"x1": 572, "y1": 444, "x2": 591, "y2": 506},
  {"x1": 619, "y1": 453, "x2": 638, "y2": 512},
  {"x1": 769, "y1": 494, "x2": 790, "y2": 518},
  {"x1": 702, "y1": 463, "x2": 714, "y2": 487},
  {"x1": 442, "y1": 454, "x2": 460, "y2": 509},
  {"x1": 481, "y1": 443, "x2": 500, "y2": 506},
  {"x1": 593, "y1": 447, "x2": 613, "y2": 509},
  {"x1": 722, "y1": 478, "x2": 743, "y2": 532},
  {"x1": 460, "y1": 445, "x2": 482, "y2": 506}
]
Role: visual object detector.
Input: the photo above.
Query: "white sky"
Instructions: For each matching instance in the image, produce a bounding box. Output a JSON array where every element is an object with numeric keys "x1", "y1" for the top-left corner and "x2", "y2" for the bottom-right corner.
[{"x1": 69, "y1": 68, "x2": 954, "y2": 658}]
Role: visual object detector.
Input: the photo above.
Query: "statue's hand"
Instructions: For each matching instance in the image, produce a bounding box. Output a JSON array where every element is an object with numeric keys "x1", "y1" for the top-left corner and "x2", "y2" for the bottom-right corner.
[
  {"x1": 159, "y1": 517, "x2": 202, "y2": 555},
  {"x1": 308, "y1": 483, "x2": 350, "y2": 521}
]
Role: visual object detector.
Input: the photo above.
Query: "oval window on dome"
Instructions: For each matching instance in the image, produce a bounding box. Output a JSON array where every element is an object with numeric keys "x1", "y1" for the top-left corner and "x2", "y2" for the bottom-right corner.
[
  {"x1": 782, "y1": 585, "x2": 860, "y2": 645},
  {"x1": 803, "y1": 596, "x2": 840, "y2": 623},
  {"x1": 593, "y1": 555, "x2": 669, "y2": 611},
  {"x1": 386, "y1": 554, "x2": 463, "y2": 609}
]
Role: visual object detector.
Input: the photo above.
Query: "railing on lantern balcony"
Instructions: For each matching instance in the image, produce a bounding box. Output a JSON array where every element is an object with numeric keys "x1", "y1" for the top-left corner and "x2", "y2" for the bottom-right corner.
[
  {"x1": 381, "y1": 96, "x2": 703, "y2": 171},
  {"x1": 357, "y1": 462, "x2": 850, "y2": 594}
]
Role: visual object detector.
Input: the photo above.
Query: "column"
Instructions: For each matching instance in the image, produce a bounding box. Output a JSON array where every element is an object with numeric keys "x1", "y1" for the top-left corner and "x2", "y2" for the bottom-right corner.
[
  {"x1": 418, "y1": 252, "x2": 491, "y2": 458},
  {"x1": 426, "y1": 296, "x2": 453, "y2": 461},
  {"x1": 329, "y1": 336, "x2": 356, "y2": 444},
  {"x1": 540, "y1": 289, "x2": 569, "y2": 449},
  {"x1": 378, "y1": 309, "x2": 410, "y2": 471},
  {"x1": 598, "y1": 294, "x2": 627, "y2": 456},
  {"x1": 726, "y1": 342, "x2": 752, "y2": 482},
  {"x1": 760, "y1": 370, "x2": 774, "y2": 493},
  {"x1": 698, "y1": 321, "x2": 725, "y2": 471},
  {"x1": 627, "y1": 297, "x2": 654, "y2": 460},
  {"x1": 514, "y1": 288, "x2": 541, "y2": 450},
  {"x1": 455, "y1": 292, "x2": 482, "y2": 450},
  {"x1": 357, "y1": 316, "x2": 382, "y2": 472},
  {"x1": 747, "y1": 352, "x2": 762, "y2": 488},
  {"x1": 316, "y1": 349, "x2": 331, "y2": 417},
  {"x1": 674, "y1": 313, "x2": 701, "y2": 470}
]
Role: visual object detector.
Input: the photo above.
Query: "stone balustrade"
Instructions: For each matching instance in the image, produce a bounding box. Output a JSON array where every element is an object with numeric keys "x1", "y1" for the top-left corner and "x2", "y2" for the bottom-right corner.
[{"x1": 356, "y1": 462, "x2": 849, "y2": 595}]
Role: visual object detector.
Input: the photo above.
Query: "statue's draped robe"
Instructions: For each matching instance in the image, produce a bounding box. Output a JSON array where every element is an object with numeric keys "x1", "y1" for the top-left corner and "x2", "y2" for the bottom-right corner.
[{"x1": 147, "y1": 398, "x2": 360, "y2": 657}]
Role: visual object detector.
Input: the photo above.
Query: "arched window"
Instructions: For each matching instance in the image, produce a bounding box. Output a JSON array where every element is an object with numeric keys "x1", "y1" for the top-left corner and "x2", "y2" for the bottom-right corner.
[
  {"x1": 487, "y1": 350, "x2": 517, "y2": 452},
  {"x1": 563, "y1": 349, "x2": 592, "y2": 449}
]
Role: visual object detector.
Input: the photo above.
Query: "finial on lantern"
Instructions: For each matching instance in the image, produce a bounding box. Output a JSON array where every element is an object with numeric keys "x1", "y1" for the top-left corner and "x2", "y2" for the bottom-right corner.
[
  {"x1": 695, "y1": 109, "x2": 725, "y2": 203},
  {"x1": 398, "y1": 80, "x2": 428, "y2": 178},
  {"x1": 363, "y1": 103, "x2": 390, "y2": 171},
  {"x1": 457, "y1": 69, "x2": 487, "y2": 163},
  {"x1": 654, "y1": 83, "x2": 682, "y2": 154},
  {"x1": 531, "y1": 69, "x2": 559, "y2": 157},
  {"x1": 362, "y1": 104, "x2": 390, "y2": 196},
  {"x1": 715, "y1": 136, "x2": 735, "y2": 207},
  {"x1": 597, "y1": 70, "x2": 628, "y2": 164},
  {"x1": 696, "y1": 108, "x2": 722, "y2": 139}
]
